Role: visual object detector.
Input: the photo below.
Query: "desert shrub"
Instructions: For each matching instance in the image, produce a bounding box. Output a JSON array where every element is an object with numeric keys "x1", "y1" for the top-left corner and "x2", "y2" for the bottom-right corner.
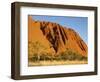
[
  {"x1": 53, "y1": 55, "x2": 61, "y2": 61},
  {"x1": 67, "y1": 51, "x2": 78, "y2": 60},
  {"x1": 29, "y1": 48, "x2": 87, "y2": 62},
  {"x1": 40, "y1": 53, "x2": 52, "y2": 61},
  {"x1": 57, "y1": 51, "x2": 69, "y2": 60},
  {"x1": 29, "y1": 53, "x2": 38, "y2": 62},
  {"x1": 28, "y1": 41, "x2": 48, "y2": 62},
  {"x1": 60, "y1": 50, "x2": 87, "y2": 61}
]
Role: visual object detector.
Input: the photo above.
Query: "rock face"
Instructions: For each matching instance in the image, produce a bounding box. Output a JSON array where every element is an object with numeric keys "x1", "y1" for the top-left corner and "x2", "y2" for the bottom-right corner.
[{"x1": 28, "y1": 16, "x2": 88, "y2": 57}]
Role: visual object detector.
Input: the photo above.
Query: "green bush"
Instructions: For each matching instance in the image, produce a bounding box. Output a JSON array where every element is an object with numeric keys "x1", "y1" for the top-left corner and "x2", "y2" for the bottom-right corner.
[
  {"x1": 60, "y1": 50, "x2": 87, "y2": 61},
  {"x1": 40, "y1": 53, "x2": 52, "y2": 61},
  {"x1": 29, "y1": 53, "x2": 38, "y2": 62}
]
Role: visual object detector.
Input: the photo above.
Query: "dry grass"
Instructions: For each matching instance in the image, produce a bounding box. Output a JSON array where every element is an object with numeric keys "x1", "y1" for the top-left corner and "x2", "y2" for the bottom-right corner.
[{"x1": 28, "y1": 60, "x2": 88, "y2": 66}]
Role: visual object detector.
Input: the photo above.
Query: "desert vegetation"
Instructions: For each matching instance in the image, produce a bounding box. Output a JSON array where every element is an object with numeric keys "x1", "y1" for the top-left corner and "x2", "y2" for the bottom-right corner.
[{"x1": 28, "y1": 41, "x2": 87, "y2": 66}]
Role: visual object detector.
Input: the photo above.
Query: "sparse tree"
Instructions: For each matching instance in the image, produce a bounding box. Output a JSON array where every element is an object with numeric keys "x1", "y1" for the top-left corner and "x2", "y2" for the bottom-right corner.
[{"x1": 29, "y1": 41, "x2": 46, "y2": 62}]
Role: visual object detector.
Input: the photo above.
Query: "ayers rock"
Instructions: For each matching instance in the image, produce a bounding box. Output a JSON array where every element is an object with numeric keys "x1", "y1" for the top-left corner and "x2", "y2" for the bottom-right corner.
[{"x1": 28, "y1": 16, "x2": 88, "y2": 58}]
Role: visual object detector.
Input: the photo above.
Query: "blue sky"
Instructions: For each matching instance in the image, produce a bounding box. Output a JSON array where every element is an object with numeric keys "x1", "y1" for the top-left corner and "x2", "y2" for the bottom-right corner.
[{"x1": 31, "y1": 15, "x2": 88, "y2": 44}]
